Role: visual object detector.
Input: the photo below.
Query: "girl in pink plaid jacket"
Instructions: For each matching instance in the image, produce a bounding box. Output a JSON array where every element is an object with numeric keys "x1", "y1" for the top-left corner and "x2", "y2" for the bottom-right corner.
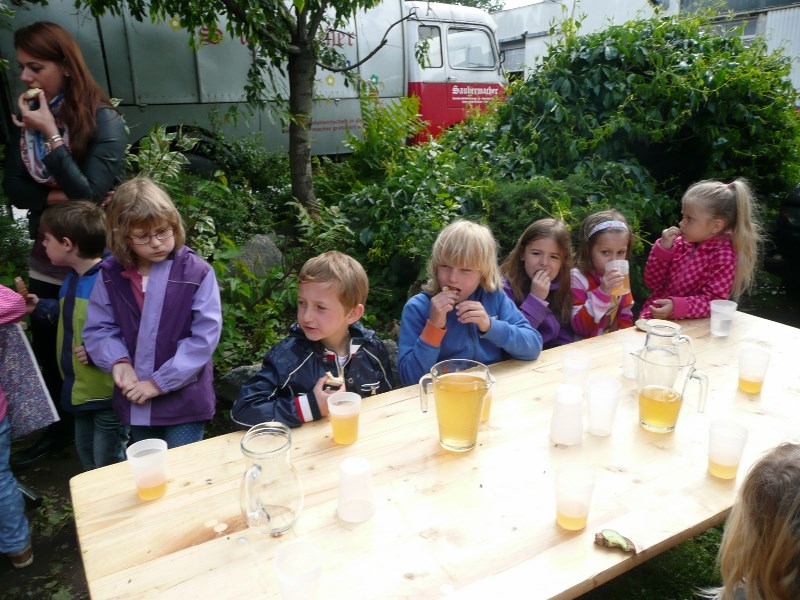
[{"x1": 640, "y1": 178, "x2": 761, "y2": 320}]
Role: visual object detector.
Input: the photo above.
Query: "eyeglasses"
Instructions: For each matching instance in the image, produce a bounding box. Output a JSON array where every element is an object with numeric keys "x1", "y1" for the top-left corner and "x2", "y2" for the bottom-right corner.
[{"x1": 129, "y1": 227, "x2": 174, "y2": 246}]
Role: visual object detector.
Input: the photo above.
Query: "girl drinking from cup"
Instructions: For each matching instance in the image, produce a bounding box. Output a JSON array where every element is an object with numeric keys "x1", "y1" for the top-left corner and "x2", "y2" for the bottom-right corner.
[
  {"x1": 501, "y1": 218, "x2": 574, "y2": 348},
  {"x1": 571, "y1": 209, "x2": 634, "y2": 339},
  {"x1": 83, "y1": 177, "x2": 222, "y2": 448},
  {"x1": 398, "y1": 220, "x2": 542, "y2": 386},
  {"x1": 640, "y1": 178, "x2": 761, "y2": 321}
]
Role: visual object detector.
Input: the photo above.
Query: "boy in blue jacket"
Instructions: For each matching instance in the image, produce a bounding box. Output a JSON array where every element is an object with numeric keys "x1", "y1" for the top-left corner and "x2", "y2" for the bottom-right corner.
[
  {"x1": 30, "y1": 201, "x2": 128, "y2": 469},
  {"x1": 233, "y1": 251, "x2": 394, "y2": 428}
]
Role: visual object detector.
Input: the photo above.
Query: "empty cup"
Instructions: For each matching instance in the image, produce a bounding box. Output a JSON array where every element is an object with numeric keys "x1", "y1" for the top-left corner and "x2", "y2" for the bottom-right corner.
[
  {"x1": 274, "y1": 541, "x2": 323, "y2": 599},
  {"x1": 738, "y1": 343, "x2": 771, "y2": 394},
  {"x1": 126, "y1": 438, "x2": 168, "y2": 501},
  {"x1": 622, "y1": 337, "x2": 643, "y2": 379},
  {"x1": 708, "y1": 419, "x2": 748, "y2": 480},
  {"x1": 587, "y1": 378, "x2": 621, "y2": 436},
  {"x1": 555, "y1": 464, "x2": 595, "y2": 531},
  {"x1": 710, "y1": 300, "x2": 737, "y2": 337},
  {"x1": 337, "y1": 457, "x2": 375, "y2": 523},
  {"x1": 327, "y1": 391, "x2": 361, "y2": 445},
  {"x1": 562, "y1": 350, "x2": 592, "y2": 387},
  {"x1": 550, "y1": 383, "x2": 584, "y2": 446},
  {"x1": 604, "y1": 259, "x2": 631, "y2": 296}
]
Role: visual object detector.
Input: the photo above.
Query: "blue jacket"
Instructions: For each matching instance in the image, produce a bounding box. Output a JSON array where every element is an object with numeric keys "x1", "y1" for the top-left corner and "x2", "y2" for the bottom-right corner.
[
  {"x1": 398, "y1": 287, "x2": 543, "y2": 386},
  {"x1": 232, "y1": 322, "x2": 394, "y2": 429},
  {"x1": 32, "y1": 259, "x2": 114, "y2": 413}
]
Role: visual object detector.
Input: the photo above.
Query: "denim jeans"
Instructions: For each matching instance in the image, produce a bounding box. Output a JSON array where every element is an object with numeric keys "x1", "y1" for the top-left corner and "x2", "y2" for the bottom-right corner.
[
  {"x1": 130, "y1": 422, "x2": 205, "y2": 449},
  {"x1": 0, "y1": 415, "x2": 30, "y2": 555},
  {"x1": 74, "y1": 409, "x2": 130, "y2": 470}
]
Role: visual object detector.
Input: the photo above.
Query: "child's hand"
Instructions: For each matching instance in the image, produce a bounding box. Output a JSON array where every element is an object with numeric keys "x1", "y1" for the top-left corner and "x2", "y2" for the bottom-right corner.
[
  {"x1": 112, "y1": 362, "x2": 138, "y2": 391},
  {"x1": 74, "y1": 345, "x2": 89, "y2": 365},
  {"x1": 660, "y1": 226, "x2": 681, "y2": 250},
  {"x1": 456, "y1": 300, "x2": 491, "y2": 333},
  {"x1": 530, "y1": 270, "x2": 551, "y2": 301},
  {"x1": 313, "y1": 375, "x2": 343, "y2": 417},
  {"x1": 430, "y1": 288, "x2": 458, "y2": 328},
  {"x1": 123, "y1": 380, "x2": 160, "y2": 405},
  {"x1": 649, "y1": 299, "x2": 674, "y2": 319},
  {"x1": 24, "y1": 293, "x2": 38, "y2": 314},
  {"x1": 600, "y1": 267, "x2": 624, "y2": 296}
]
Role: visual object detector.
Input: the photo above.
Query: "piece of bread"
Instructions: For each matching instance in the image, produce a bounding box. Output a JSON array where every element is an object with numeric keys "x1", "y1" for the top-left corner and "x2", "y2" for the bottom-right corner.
[
  {"x1": 14, "y1": 276, "x2": 28, "y2": 297},
  {"x1": 324, "y1": 371, "x2": 344, "y2": 390},
  {"x1": 23, "y1": 87, "x2": 41, "y2": 101}
]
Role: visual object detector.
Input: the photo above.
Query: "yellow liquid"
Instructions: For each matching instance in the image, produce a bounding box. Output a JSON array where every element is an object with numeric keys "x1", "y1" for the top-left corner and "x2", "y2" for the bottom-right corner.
[
  {"x1": 708, "y1": 459, "x2": 739, "y2": 480},
  {"x1": 556, "y1": 501, "x2": 589, "y2": 530},
  {"x1": 480, "y1": 389, "x2": 493, "y2": 423},
  {"x1": 610, "y1": 274, "x2": 631, "y2": 296},
  {"x1": 639, "y1": 385, "x2": 682, "y2": 432},
  {"x1": 738, "y1": 377, "x2": 764, "y2": 394},
  {"x1": 331, "y1": 412, "x2": 359, "y2": 445},
  {"x1": 434, "y1": 373, "x2": 487, "y2": 452},
  {"x1": 137, "y1": 479, "x2": 167, "y2": 501}
]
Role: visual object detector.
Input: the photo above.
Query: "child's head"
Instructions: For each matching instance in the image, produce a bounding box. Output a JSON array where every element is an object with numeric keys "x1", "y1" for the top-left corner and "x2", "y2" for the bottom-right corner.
[
  {"x1": 422, "y1": 220, "x2": 502, "y2": 302},
  {"x1": 501, "y1": 218, "x2": 572, "y2": 321},
  {"x1": 575, "y1": 209, "x2": 631, "y2": 276},
  {"x1": 39, "y1": 201, "x2": 106, "y2": 266},
  {"x1": 297, "y1": 251, "x2": 367, "y2": 346},
  {"x1": 681, "y1": 178, "x2": 761, "y2": 299},
  {"x1": 106, "y1": 177, "x2": 186, "y2": 269},
  {"x1": 714, "y1": 443, "x2": 800, "y2": 600}
]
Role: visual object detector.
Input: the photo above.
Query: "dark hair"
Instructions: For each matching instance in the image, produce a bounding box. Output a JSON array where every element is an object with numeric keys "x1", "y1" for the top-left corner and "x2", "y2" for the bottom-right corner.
[
  {"x1": 39, "y1": 201, "x2": 106, "y2": 259},
  {"x1": 575, "y1": 209, "x2": 632, "y2": 275},
  {"x1": 15, "y1": 21, "x2": 114, "y2": 159}
]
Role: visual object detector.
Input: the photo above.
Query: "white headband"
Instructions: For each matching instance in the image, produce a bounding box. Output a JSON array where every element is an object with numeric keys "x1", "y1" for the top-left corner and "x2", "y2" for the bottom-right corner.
[{"x1": 587, "y1": 220, "x2": 628, "y2": 239}]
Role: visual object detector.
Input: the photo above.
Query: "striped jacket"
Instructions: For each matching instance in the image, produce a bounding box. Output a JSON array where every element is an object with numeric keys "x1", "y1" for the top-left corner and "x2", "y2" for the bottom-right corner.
[{"x1": 571, "y1": 268, "x2": 634, "y2": 339}]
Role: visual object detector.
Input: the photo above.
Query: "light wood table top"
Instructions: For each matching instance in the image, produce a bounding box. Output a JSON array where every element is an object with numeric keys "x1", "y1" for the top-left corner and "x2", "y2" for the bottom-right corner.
[{"x1": 70, "y1": 312, "x2": 800, "y2": 599}]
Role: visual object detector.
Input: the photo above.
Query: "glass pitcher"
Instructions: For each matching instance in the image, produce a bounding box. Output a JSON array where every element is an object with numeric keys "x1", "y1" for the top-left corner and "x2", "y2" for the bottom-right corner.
[
  {"x1": 419, "y1": 359, "x2": 493, "y2": 452},
  {"x1": 240, "y1": 422, "x2": 304, "y2": 536},
  {"x1": 644, "y1": 323, "x2": 693, "y2": 361},
  {"x1": 635, "y1": 346, "x2": 708, "y2": 433}
]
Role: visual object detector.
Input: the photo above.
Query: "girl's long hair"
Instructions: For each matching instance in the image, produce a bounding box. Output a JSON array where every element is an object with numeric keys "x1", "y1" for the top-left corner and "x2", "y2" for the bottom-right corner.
[
  {"x1": 500, "y1": 218, "x2": 573, "y2": 323},
  {"x1": 15, "y1": 21, "x2": 114, "y2": 159},
  {"x1": 704, "y1": 443, "x2": 800, "y2": 600},
  {"x1": 683, "y1": 178, "x2": 762, "y2": 300}
]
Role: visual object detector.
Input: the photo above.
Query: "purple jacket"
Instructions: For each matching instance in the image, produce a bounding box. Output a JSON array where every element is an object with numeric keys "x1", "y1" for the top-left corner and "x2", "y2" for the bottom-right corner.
[
  {"x1": 84, "y1": 246, "x2": 221, "y2": 426},
  {"x1": 502, "y1": 278, "x2": 574, "y2": 349}
]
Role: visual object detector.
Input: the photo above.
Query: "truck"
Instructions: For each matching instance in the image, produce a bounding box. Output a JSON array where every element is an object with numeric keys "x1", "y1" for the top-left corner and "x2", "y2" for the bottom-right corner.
[{"x1": 0, "y1": 0, "x2": 505, "y2": 155}]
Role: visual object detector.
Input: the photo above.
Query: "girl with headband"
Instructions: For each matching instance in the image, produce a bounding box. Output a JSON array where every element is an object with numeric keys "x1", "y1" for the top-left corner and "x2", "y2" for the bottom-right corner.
[{"x1": 571, "y1": 209, "x2": 634, "y2": 338}]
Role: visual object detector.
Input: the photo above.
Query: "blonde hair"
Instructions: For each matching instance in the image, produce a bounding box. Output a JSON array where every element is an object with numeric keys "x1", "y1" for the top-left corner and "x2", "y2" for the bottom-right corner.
[
  {"x1": 575, "y1": 209, "x2": 632, "y2": 275},
  {"x1": 422, "y1": 220, "x2": 502, "y2": 294},
  {"x1": 500, "y1": 218, "x2": 573, "y2": 323},
  {"x1": 106, "y1": 177, "x2": 186, "y2": 269},
  {"x1": 298, "y1": 251, "x2": 368, "y2": 312},
  {"x1": 683, "y1": 178, "x2": 762, "y2": 300},
  {"x1": 704, "y1": 443, "x2": 800, "y2": 600}
]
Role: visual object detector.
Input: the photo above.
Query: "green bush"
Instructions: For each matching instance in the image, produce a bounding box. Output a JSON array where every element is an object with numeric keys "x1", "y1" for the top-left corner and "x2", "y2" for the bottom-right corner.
[{"x1": 0, "y1": 214, "x2": 32, "y2": 288}]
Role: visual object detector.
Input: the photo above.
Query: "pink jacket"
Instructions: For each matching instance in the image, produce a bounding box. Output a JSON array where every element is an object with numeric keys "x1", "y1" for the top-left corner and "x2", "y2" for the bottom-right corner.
[
  {"x1": 0, "y1": 286, "x2": 27, "y2": 421},
  {"x1": 640, "y1": 235, "x2": 736, "y2": 320}
]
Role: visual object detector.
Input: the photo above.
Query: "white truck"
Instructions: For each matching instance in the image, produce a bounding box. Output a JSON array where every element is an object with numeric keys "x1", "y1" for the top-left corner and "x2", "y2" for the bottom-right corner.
[{"x1": 0, "y1": 0, "x2": 505, "y2": 155}]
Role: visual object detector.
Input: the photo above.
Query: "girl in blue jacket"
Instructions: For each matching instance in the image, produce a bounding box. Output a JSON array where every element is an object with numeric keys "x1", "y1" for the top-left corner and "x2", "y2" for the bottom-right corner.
[{"x1": 398, "y1": 220, "x2": 542, "y2": 386}]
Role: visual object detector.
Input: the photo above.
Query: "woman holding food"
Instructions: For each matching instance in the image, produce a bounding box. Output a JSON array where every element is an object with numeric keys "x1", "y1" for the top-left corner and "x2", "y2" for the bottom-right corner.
[{"x1": 3, "y1": 21, "x2": 126, "y2": 466}]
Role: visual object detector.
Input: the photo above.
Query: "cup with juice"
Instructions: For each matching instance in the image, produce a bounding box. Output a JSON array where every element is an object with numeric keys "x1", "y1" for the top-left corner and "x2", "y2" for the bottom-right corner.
[
  {"x1": 604, "y1": 259, "x2": 630, "y2": 296},
  {"x1": 419, "y1": 359, "x2": 493, "y2": 452},
  {"x1": 126, "y1": 438, "x2": 168, "y2": 501},
  {"x1": 738, "y1": 343, "x2": 770, "y2": 394},
  {"x1": 555, "y1": 464, "x2": 595, "y2": 531},
  {"x1": 327, "y1": 391, "x2": 361, "y2": 445}
]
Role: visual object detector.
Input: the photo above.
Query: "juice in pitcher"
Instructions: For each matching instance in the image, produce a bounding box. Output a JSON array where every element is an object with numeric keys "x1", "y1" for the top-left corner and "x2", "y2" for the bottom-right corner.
[
  {"x1": 434, "y1": 372, "x2": 487, "y2": 451},
  {"x1": 639, "y1": 385, "x2": 683, "y2": 432}
]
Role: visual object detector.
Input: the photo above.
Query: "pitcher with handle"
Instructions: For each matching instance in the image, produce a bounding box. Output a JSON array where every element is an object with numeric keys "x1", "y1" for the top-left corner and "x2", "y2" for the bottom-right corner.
[
  {"x1": 240, "y1": 422, "x2": 304, "y2": 536},
  {"x1": 419, "y1": 359, "x2": 493, "y2": 452},
  {"x1": 644, "y1": 322, "x2": 693, "y2": 362},
  {"x1": 636, "y1": 345, "x2": 708, "y2": 433}
]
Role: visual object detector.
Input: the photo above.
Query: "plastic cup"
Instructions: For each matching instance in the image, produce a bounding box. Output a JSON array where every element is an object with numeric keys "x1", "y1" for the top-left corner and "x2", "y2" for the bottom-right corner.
[
  {"x1": 604, "y1": 259, "x2": 630, "y2": 296},
  {"x1": 327, "y1": 391, "x2": 361, "y2": 445},
  {"x1": 738, "y1": 344, "x2": 771, "y2": 394},
  {"x1": 708, "y1": 419, "x2": 748, "y2": 480},
  {"x1": 126, "y1": 438, "x2": 168, "y2": 501},
  {"x1": 555, "y1": 464, "x2": 595, "y2": 531},
  {"x1": 710, "y1": 300, "x2": 737, "y2": 337},
  {"x1": 587, "y1": 378, "x2": 621, "y2": 436},
  {"x1": 337, "y1": 457, "x2": 375, "y2": 523},
  {"x1": 562, "y1": 350, "x2": 592, "y2": 387},
  {"x1": 550, "y1": 383, "x2": 584, "y2": 446},
  {"x1": 622, "y1": 337, "x2": 643, "y2": 379},
  {"x1": 274, "y1": 541, "x2": 323, "y2": 600}
]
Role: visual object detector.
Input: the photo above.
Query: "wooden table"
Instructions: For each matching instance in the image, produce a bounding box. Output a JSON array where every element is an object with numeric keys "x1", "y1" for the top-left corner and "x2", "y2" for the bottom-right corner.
[{"x1": 70, "y1": 312, "x2": 800, "y2": 599}]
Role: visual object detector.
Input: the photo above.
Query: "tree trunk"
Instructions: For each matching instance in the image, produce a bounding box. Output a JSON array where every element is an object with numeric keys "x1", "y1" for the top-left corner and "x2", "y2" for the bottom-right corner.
[{"x1": 287, "y1": 45, "x2": 319, "y2": 211}]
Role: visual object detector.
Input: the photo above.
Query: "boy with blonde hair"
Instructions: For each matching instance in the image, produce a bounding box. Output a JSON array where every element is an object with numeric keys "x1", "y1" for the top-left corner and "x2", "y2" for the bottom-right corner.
[{"x1": 233, "y1": 251, "x2": 394, "y2": 428}]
